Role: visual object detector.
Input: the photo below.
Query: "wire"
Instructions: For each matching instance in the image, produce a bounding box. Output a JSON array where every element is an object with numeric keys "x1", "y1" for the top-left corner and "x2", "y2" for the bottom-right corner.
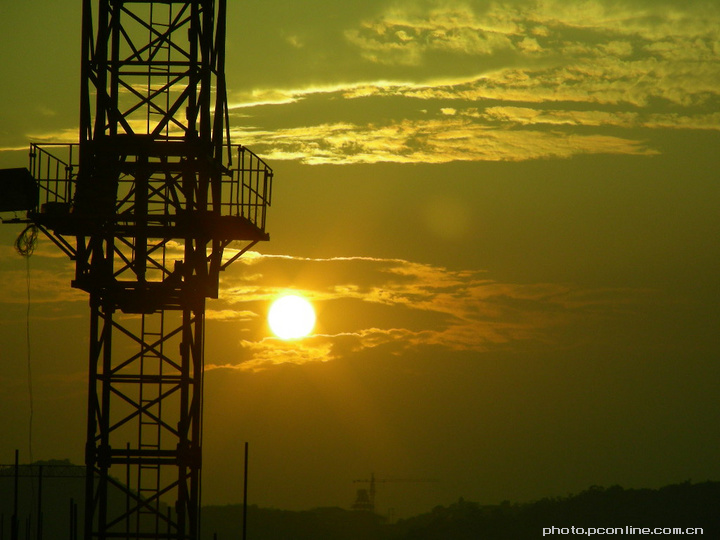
[
  {"x1": 13, "y1": 224, "x2": 38, "y2": 461},
  {"x1": 26, "y1": 253, "x2": 34, "y2": 466},
  {"x1": 15, "y1": 224, "x2": 38, "y2": 257},
  {"x1": 15, "y1": 225, "x2": 37, "y2": 463},
  {"x1": 24, "y1": 247, "x2": 37, "y2": 520},
  {"x1": 13, "y1": 225, "x2": 38, "y2": 465}
]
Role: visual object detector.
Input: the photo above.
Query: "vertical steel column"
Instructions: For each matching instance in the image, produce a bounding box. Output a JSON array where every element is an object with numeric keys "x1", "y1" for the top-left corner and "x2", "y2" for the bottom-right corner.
[
  {"x1": 77, "y1": 2, "x2": 226, "y2": 538},
  {"x1": 12, "y1": 450, "x2": 18, "y2": 540}
]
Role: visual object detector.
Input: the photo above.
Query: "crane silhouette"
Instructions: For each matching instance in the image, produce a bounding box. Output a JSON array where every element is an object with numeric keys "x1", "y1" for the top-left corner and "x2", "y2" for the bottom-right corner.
[
  {"x1": 0, "y1": 1, "x2": 272, "y2": 538},
  {"x1": 351, "y1": 473, "x2": 439, "y2": 513}
]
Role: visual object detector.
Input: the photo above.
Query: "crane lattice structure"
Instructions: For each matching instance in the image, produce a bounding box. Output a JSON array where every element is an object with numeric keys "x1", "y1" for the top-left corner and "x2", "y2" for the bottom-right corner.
[
  {"x1": 0, "y1": 1, "x2": 272, "y2": 539},
  {"x1": 352, "y1": 474, "x2": 439, "y2": 513}
]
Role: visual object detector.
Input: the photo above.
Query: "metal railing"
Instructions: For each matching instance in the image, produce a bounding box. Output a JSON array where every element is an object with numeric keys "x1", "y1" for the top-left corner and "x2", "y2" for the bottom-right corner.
[
  {"x1": 230, "y1": 145, "x2": 273, "y2": 233},
  {"x1": 28, "y1": 143, "x2": 77, "y2": 212},
  {"x1": 27, "y1": 143, "x2": 273, "y2": 234}
]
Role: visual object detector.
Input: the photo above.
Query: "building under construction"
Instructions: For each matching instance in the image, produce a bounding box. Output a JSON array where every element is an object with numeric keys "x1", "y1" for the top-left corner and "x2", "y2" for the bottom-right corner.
[{"x1": 0, "y1": 1, "x2": 272, "y2": 538}]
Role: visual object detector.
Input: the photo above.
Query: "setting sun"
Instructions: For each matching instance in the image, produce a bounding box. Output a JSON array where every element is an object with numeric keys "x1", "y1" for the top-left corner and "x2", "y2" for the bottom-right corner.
[{"x1": 268, "y1": 294, "x2": 316, "y2": 339}]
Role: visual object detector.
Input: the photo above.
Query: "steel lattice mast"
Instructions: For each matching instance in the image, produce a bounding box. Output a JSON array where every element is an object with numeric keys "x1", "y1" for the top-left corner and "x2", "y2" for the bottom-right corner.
[{"x1": 1, "y1": 1, "x2": 272, "y2": 538}]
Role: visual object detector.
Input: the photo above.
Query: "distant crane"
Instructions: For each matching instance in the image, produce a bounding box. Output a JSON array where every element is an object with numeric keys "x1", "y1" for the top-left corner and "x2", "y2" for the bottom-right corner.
[{"x1": 351, "y1": 473, "x2": 439, "y2": 513}]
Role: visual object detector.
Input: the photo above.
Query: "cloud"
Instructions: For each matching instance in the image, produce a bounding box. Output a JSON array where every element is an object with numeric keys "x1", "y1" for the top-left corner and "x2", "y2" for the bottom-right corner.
[
  {"x1": 344, "y1": 3, "x2": 517, "y2": 65},
  {"x1": 227, "y1": 0, "x2": 720, "y2": 166},
  {"x1": 6, "y1": 1, "x2": 720, "y2": 167},
  {"x1": 207, "y1": 252, "x2": 660, "y2": 371},
  {"x1": 0, "y1": 267, "x2": 85, "y2": 306},
  {"x1": 206, "y1": 309, "x2": 258, "y2": 322},
  {"x1": 536, "y1": 0, "x2": 720, "y2": 41},
  {"x1": 343, "y1": 1, "x2": 720, "y2": 66},
  {"x1": 234, "y1": 116, "x2": 657, "y2": 165},
  {"x1": 0, "y1": 237, "x2": 83, "y2": 306},
  {"x1": 483, "y1": 106, "x2": 720, "y2": 131},
  {"x1": 226, "y1": 2, "x2": 719, "y2": 108}
]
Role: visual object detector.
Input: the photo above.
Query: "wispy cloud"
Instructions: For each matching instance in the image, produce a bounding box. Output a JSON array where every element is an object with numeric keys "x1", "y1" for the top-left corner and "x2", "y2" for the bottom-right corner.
[
  {"x1": 0, "y1": 267, "x2": 84, "y2": 306},
  {"x1": 483, "y1": 106, "x2": 720, "y2": 131},
  {"x1": 206, "y1": 309, "x2": 259, "y2": 322},
  {"x1": 344, "y1": 3, "x2": 517, "y2": 65},
  {"x1": 0, "y1": 239, "x2": 83, "y2": 305},
  {"x1": 233, "y1": 117, "x2": 656, "y2": 165},
  {"x1": 6, "y1": 1, "x2": 719, "y2": 166},
  {"x1": 344, "y1": 1, "x2": 720, "y2": 69},
  {"x1": 207, "y1": 252, "x2": 658, "y2": 371},
  {"x1": 222, "y1": 1, "x2": 720, "y2": 164},
  {"x1": 0, "y1": 241, "x2": 666, "y2": 372}
]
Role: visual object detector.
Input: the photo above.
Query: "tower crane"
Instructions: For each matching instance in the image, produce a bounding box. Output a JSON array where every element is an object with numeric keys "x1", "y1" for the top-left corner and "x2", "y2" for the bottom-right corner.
[
  {"x1": 0, "y1": 1, "x2": 272, "y2": 539},
  {"x1": 351, "y1": 473, "x2": 439, "y2": 513}
]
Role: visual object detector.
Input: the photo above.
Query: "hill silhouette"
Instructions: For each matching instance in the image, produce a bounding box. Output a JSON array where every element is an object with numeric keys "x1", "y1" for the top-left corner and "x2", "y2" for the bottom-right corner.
[
  {"x1": 2, "y1": 461, "x2": 718, "y2": 539},
  {"x1": 201, "y1": 481, "x2": 720, "y2": 539},
  {"x1": 389, "y1": 482, "x2": 720, "y2": 539}
]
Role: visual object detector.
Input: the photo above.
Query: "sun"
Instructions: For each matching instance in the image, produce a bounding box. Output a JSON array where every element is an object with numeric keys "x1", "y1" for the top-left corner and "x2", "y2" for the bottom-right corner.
[{"x1": 268, "y1": 294, "x2": 316, "y2": 339}]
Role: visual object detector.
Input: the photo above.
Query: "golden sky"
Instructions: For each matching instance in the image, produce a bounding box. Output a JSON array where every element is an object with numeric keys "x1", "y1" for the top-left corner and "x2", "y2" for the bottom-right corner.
[{"x1": 1, "y1": 0, "x2": 720, "y2": 517}]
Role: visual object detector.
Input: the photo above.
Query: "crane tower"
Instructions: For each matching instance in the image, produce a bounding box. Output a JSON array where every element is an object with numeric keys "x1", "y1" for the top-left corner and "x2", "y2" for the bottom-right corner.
[
  {"x1": 0, "y1": 1, "x2": 272, "y2": 538},
  {"x1": 352, "y1": 474, "x2": 439, "y2": 513}
]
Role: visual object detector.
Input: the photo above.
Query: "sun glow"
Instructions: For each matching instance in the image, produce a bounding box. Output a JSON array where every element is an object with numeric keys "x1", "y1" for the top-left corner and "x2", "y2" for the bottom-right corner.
[{"x1": 268, "y1": 294, "x2": 316, "y2": 340}]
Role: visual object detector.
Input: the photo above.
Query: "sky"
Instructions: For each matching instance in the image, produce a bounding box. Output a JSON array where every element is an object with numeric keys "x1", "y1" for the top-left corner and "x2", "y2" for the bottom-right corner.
[{"x1": 1, "y1": 0, "x2": 720, "y2": 519}]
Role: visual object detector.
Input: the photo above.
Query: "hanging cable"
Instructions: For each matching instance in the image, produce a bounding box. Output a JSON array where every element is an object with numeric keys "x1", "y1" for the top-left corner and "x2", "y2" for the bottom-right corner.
[
  {"x1": 15, "y1": 224, "x2": 38, "y2": 257},
  {"x1": 25, "y1": 254, "x2": 34, "y2": 466},
  {"x1": 16, "y1": 226, "x2": 38, "y2": 518},
  {"x1": 15, "y1": 225, "x2": 37, "y2": 467}
]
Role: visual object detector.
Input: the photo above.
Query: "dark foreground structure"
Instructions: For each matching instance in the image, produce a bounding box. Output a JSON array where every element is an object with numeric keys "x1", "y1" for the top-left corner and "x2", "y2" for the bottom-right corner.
[
  {"x1": 0, "y1": 2, "x2": 272, "y2": 538},
  {"x1": 2, "y1": 457, "x2": 719, "y2": 539}
]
